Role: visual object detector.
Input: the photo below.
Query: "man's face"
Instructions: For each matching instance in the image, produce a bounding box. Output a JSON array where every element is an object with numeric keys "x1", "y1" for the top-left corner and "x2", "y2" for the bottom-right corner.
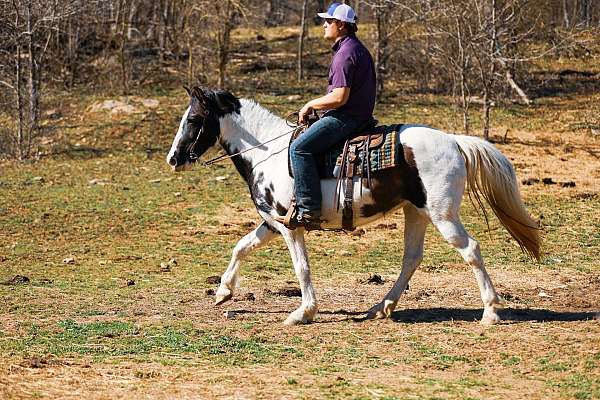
[{"x1": 323, "y1": 18, "x2": 342, "y2": 40}]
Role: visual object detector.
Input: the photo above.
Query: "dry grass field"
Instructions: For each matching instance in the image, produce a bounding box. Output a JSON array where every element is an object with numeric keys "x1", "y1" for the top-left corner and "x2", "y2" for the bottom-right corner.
[{"x1": 1, "y1": 26, "x2": 599, "y2": 399}]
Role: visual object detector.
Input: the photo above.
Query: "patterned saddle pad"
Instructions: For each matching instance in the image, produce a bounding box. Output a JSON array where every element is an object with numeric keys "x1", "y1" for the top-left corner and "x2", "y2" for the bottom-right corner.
[{"x1": 318, "y1": 124, "x2": 403, "y2": 179}]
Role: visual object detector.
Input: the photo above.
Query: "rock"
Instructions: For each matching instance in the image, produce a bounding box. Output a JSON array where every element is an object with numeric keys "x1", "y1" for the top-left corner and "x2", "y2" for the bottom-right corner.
[
  {"x1": 89, "y1": 100, "x2": 139, "y2": 114},
  {"x1": 359, "y1": 274, "x2": 385, "y2": 285},
  {"x1": 267, "y1": 286, "x2": 301, "y2": 297},
  {"x1": 374, "y1": 223, "x2": 397, "y2": 230},
  {"x1": 160, "y1": 262, "x2": 170, "y2": 272},
  {"x1": 286, "y1": 95, "x2": 302, "y2": 101},
  {"x1": 44, "y1": 109, "x2": 62, "y2": 119},
  {"x1": 174, "y1": 192, "x2": 182, "y2": 197},
  {"x1": 88, "y1": 178, "x2": 108, "y2": 186},
  {"x1": 206, "y1": 275, "x2": 221, "y2": 284},
  {"x1": 32, "y1": 176, "x2": 44, "y2": 182},
  {"x1": 215, "y1": 176, "x2": 228, "y2": 181},
  {"x1": 350, "y1": 228, "x2": 365, "y2": 236},
  {"x1": 522, "y1": 178, "x2": 539, "y2": 186},
  {"x1": 224, "y1": 310, "x2": 236, "y2": 319},
  {"x1": 339, "y1": 250, "x2": 352, "y2": 256},
  {"x1": 63, "y1": 257, "x2": 76, "y2": 264},
  {"x1": 3, "y1": 275, "x2": 30, "y2": 285},
  {"x1": 120, "y1": 279, "x2": 135, "y2": 287},
  {"x1": 141, "y1": 99, "x2": 159, "y2": 108}
]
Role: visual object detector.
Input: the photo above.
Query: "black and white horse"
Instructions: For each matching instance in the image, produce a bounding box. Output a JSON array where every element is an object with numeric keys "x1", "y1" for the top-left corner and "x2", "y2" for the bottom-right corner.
[{"x1": 167, "y1": 87, "x2": 540, "y2": 325}]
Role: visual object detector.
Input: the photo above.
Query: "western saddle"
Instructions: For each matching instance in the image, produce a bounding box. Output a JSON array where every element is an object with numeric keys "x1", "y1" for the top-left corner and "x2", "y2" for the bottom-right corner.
[{"x1": 288, "y1": 113, "x2": 383, "y2": 231}]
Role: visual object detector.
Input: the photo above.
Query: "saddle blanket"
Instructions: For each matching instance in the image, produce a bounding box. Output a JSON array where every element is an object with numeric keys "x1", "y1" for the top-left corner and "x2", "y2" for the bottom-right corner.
[{"x1": 320, "y1": 124, "x2": 403, "y2": 179}]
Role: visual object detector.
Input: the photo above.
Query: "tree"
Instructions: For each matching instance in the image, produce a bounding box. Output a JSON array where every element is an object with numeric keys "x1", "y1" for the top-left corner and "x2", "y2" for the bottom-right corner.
[
  {"x1": 0, "y1": 0, "x2": 84, "y2": 159},
  {"x1": 297, "y1": 0, "x2": 309, "y2": 81}
]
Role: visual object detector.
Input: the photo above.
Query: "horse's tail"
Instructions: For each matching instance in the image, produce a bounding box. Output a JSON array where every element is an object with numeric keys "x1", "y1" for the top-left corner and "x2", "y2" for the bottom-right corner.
[{"x1": 453, "y1": 135, "x2": 541, "y2": 260}]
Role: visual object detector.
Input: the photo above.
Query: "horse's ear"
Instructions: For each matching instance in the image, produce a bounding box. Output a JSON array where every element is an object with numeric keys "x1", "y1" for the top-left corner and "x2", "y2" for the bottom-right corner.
[{"x1": 183, "y1": 86, "x2": 191, "y2": 96}]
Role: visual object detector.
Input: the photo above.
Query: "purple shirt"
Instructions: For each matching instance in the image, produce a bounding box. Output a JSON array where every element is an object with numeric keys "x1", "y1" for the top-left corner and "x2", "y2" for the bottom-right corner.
[{"x1": 327, "y1": 35, "x2": 376, "y2": 122}]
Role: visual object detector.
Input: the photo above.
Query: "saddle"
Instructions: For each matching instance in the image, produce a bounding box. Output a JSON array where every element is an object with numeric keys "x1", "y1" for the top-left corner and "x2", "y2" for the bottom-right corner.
[{"x1": 288, "y1": 115, "x2": 383, "y2": 231}]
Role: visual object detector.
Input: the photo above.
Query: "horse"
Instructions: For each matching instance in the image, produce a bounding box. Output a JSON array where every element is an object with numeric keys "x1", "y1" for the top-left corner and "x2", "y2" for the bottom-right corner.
[{"x1": 166, "y1": 86, "x2": 541, "y2": 326}]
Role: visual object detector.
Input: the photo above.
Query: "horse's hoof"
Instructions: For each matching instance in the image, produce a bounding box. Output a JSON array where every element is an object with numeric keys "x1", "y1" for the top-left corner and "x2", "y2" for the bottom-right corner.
[
  {"x1": 283, "y1": 307, "x2": 316, "y2": 325},
  {"x1": 480, "y1": 310, "x2": 501, "y2": 325},
  {"x1": 366, "y1": 301, "x2": 394, "y2": 320},
  {"x1": 214, "y1": 286, "x2": 233, "y2": 306},
  {"x1": 283, "y1": 315, "x2": 311, "y2": 325},
  {"x1": 366, "y1": 310, "x2": 387, "y2": 320}
]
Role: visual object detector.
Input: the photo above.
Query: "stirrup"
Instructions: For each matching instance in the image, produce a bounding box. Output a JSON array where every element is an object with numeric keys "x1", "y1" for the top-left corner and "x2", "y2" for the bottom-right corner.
[{"x1": 274, "y1": 203, "x2": 300, "y2": 230}]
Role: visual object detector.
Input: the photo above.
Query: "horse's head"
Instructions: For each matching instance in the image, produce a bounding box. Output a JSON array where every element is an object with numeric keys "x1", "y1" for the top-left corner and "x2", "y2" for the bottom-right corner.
[{"x1": 166, "y1": 86, "x2": 241, "y2": 171}]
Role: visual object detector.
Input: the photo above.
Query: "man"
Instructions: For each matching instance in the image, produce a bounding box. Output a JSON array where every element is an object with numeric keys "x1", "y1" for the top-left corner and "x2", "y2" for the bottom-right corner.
[{"x1": 287, "y1": 2, "x2": 376, "y2": 229}]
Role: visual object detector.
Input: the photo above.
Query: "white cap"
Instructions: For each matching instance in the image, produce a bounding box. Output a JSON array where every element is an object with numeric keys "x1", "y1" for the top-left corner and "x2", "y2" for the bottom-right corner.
[{"x1": 317, "y1": 3, "x2": 357, "y2": 24}]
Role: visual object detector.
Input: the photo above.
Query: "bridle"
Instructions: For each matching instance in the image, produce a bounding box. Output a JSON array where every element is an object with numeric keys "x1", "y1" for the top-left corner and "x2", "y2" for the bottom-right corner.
[
  {"x1": 187, "y1": 117, "x2": 207, "y2": 162},
  {"x1": 186, "y1": 106, "x2": 210, "y2": 162}
]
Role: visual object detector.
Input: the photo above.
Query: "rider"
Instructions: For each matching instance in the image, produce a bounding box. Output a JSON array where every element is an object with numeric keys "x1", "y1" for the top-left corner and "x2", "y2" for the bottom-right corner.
[{"x1": 287, "y1": 2, "x2": 376, "y2": 229}]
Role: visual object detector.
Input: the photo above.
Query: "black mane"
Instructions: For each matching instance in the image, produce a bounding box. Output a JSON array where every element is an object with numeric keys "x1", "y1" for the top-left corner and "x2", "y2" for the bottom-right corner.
[{"x1": 190, "y1": 87, "x2": 241, "y2": 117}]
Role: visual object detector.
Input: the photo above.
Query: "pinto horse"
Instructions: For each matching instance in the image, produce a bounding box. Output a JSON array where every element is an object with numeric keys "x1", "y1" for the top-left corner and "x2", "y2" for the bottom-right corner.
[{"x1": 167, "y1": 87, "x2": 541, "y2": 326}]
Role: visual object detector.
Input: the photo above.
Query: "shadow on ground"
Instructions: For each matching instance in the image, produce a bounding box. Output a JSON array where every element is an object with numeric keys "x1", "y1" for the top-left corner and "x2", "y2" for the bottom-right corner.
[{"x1": 386, "y1": 307, "x2": 599, "y2": 323}]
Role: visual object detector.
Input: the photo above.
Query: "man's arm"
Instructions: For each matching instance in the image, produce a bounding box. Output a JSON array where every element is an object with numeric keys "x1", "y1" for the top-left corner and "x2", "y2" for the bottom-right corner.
[{"x1": 299, "y1": 87, "x2": 350, "y2": 123}]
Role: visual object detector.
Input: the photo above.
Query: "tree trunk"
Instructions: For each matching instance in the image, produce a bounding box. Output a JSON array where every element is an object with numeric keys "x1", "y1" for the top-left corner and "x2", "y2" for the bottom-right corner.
[
  {"x1": 217, "y1": 1, "x2": 234, "y2": 88},
  {"x1": 297, "y1": 0, "x2": 309, "y2": 81},
  {"x1": 482, "y1": 0, "x2": 497, "y2": 140},
  {"x1": 455, "y1": 14, "x2": 469, "y2": 135},
  {"x1": 374, "y1": 2, "x2": 389, "y2": 99},
  {"x1": 16, "y1": 43, "x2": 24, "y2": 160},
  {"x1": 563, "y1": 0, "x2": 570, "y2": 28},
  {"x1": 119, "y1": 0, "x2": 131, "y2": 94},
  {"x1": 26, "y1": 1, "x2": 39, "y2": 159},
  {"x1": 582, "y1": 0, "x2": 591, "y2": 27}
]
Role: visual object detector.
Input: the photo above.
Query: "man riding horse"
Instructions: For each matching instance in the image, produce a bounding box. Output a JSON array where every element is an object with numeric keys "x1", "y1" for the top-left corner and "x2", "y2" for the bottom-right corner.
[{"x1": 286, "y1": 2, "x2": 376, "y2": 230}]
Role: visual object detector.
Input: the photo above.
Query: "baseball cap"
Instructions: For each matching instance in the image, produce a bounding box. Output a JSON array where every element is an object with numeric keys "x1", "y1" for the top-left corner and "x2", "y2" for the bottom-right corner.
[{"x1": 317, "y1": 3, "x2": 357, "y2": 23}]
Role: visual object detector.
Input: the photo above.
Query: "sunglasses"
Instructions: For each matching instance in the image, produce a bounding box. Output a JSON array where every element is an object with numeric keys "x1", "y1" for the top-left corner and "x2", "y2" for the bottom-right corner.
[{"x1": 324, "y1": 18, "x2": 338, "y2": 25}]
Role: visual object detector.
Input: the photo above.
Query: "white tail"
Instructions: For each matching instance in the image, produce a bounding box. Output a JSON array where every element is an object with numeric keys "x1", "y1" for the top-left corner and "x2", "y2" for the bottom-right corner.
[{"x1": 453, "y1": 135, "x2": 541, "y2": 260}]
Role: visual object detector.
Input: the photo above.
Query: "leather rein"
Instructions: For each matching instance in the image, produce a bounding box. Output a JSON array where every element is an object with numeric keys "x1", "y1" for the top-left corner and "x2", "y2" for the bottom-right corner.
[{"x1": 195, "y1": 112, "x2": 308, "y2": 167}]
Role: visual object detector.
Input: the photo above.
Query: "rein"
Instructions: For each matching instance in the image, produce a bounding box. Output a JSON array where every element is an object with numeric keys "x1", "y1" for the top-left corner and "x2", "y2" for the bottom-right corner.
[{"x1": 201, "y1": 113, "x2": 306, "y2": 167}]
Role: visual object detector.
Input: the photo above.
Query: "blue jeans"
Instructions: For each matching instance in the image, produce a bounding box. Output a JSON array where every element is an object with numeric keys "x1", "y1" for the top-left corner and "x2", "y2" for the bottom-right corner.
[{"x1": 290, "y1": 110, "x2": 361, "y2": 216}]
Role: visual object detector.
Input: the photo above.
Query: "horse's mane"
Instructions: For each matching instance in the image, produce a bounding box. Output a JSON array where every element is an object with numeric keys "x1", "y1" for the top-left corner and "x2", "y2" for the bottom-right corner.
[
  {"x1": 233, "y1": 99, "x2": 290, "y2": 142},
  {"x1": 190, "y1": 86, "x2": 241, "y2": 117}
]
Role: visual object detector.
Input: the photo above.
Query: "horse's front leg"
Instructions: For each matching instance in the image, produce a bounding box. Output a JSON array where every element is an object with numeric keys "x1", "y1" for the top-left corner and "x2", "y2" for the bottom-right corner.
[
  {"x1": 215, "y1": 221, "x2": 276, "y2": 305},
  {"x1": 279, "y1": 228, "x2": 318, "y2": 325}
]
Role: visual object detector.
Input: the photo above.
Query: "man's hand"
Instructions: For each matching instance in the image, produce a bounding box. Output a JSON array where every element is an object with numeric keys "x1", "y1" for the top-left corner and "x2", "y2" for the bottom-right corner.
[
  {"x1": 298, "y1": 103, "x2": 314, "y2": 124},
  {"x1": 298, "y1": 88, "x2": 350, "y2": 123}
]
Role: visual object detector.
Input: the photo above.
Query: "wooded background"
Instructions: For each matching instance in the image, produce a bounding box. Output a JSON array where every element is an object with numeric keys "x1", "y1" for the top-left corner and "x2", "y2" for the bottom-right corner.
[{"x1": 1, "y1": 0, "x2": 599, "y2": 159}]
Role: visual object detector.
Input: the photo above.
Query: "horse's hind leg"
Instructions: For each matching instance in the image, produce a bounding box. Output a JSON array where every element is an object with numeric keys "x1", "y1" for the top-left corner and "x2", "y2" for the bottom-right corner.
[
  {"x1": 367, "y1": 205, "x2": 428, "y2": 319},
  {"x1": 432, "y1": 216, "x2": 503, "y2": 325},
  {"x1": 215, "y1": 221, "x2": 276, "y2": 305}
]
